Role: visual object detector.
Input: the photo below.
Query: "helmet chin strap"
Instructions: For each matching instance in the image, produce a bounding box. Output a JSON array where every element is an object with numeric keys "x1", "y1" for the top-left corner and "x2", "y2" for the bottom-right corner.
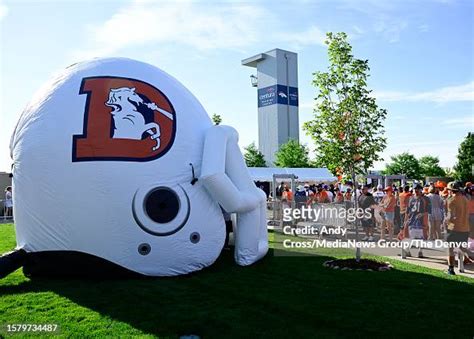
[{"x1": 189, "y1": 163, "x2": 198, "y2": 185}]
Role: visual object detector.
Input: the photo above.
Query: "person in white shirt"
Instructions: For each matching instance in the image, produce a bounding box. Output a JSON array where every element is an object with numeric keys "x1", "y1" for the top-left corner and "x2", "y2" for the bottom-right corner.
[
  {"x1": 373, "y1": 184, "x2": 385, "y2": 204},
  {"x1": 4, "y1": 186, "x2": 12, "y2": 218}
]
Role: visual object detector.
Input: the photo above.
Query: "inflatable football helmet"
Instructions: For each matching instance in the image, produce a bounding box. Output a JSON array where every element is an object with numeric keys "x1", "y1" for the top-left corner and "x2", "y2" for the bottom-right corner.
[{"x1": 1, "y1": 58, "x2": 268, "y2": 277}]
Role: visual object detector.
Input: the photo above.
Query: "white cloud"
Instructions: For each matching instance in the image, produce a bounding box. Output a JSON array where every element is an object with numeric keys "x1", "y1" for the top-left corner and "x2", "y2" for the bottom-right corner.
[
  {"x1": 278, "y1": 25, "x2": 327, "y2": 49},
  {"x1": 443, "y1": 116, "x2": 474, "y2": 128},
  {"x1": 373, "y1": 19, "x2": 408, "y2": 43},
  {"x1": 0, "y1": 0, "x2": 8, "y2": 22},
  {"x1": 373, "y1": 81, "x2": 474, "y2": 103},
  {"x1": 75, "y1": 0, "x2": 268, "y2": 59}
]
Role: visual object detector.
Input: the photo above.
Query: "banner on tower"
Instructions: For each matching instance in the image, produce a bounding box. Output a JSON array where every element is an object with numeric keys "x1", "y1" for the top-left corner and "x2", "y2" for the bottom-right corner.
[{"x1": 258, "y1": 85, "x2": 298, "y2": 107}]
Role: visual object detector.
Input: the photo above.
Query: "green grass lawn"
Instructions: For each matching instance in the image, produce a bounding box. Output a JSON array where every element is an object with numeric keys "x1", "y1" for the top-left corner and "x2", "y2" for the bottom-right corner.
[{"x1": 0, "y1": 223, "x2": 473, "y2": 338}]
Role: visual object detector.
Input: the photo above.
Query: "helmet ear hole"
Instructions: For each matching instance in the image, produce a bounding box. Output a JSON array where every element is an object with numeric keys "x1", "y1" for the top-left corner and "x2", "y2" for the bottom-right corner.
[
  {"x1": 133, "y1": 184, "x2": 190, "y2": 236},
  {"x1": 145, "y1": 188, "x2": 180, "y2": 223}
]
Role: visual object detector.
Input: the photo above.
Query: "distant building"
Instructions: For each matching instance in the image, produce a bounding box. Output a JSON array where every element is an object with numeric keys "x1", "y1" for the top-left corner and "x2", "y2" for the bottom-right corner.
[{"x1": 242, "y1": 48, "x2": 299, "y2": 166}]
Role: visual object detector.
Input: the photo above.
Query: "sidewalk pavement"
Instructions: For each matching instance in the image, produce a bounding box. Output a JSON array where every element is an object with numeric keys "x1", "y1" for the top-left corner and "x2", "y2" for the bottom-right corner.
[
  {"x1": 291, "y1": 221, "x2": 474, "y2": 279},
  {"x1": 361, "y1": 245, "x2": 474, "y2": 279}
]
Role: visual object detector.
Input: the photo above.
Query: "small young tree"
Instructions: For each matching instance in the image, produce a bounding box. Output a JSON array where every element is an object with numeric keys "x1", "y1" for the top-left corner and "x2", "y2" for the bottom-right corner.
[
  {"x1": 384, "y1": 152, "x2": 422, "y2": 179},
  {"x1": 454, "y1": 132, "x2": 474, "y2": 183},
  {"x1": 304, "y1": 32, "x2": 387, "y2": 179},
  {"x1": 212, "y1": 114, "x2": 222, "y2": 125},
  {"x1": 419, "y1": 155, "x2": 446, "y2": 178},
  {"x1": 303, "y1": 32, "x2": 387, "y2": 260},
  {"x1": 244, "y1": 142, "x2": 267, "y2": 167},
  {"x1": 274, "y1": 139, "x2": 311, "y2": 168}
]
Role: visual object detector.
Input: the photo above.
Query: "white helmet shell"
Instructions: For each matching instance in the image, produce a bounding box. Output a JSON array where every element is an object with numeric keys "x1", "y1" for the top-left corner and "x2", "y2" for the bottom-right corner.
[{"x1": 10, "y1": 58, "x2": 225, "y2": 276}]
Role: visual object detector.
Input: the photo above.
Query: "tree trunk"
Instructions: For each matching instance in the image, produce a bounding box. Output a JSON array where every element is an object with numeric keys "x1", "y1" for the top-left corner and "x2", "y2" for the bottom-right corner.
[{"x1": 351, "y1": 167, "x2": 361, "y2": 262}]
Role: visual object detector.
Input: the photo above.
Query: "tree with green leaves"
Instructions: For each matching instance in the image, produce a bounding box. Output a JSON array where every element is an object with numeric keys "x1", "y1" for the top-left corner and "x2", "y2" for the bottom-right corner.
[
  {"x1": 419, "y1": 156, "x2": 446, "y2": 178},
  {"x1": 383, "y1": 152, "x2": 421, "y2": 179},
  {"x1": 303, "y1": 32, "x2": 387, "y2": 177},
  {"x1": 303, "y1": 32, "x2": 387, "y2": 260},
  {"x1": 274, "y1": 139, "x2": 311, "y2": 168},
  {"x1": 212, "y1": 114, "x2": 222, "y2": 125},
  {"x1": 243, "y1": 142, "x2": 267, "y2": 167},
  {"x1": 454, "y1": 132, "x2": 474, "y2": 183}
]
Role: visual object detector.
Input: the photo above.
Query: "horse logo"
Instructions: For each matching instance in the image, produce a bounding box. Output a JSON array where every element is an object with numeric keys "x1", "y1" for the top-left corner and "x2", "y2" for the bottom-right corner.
[
  {"x1": 106, "y1": 87, "x2": 174, "y2": 151},
  {"x1": 73, "y1": 77, "x2": 176, "y2": 162}
]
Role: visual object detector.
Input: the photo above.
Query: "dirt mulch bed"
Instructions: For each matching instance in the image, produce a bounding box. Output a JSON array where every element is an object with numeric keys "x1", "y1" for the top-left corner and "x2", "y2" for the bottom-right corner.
[{"x1": 323, "y1": 258, "x2": 393, "y2": 271}]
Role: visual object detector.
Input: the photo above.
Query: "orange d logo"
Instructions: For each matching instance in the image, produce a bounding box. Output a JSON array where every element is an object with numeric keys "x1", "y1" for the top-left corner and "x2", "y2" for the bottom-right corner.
[{"x1": 72, "y1": 76, "x2": 176, "y2": 162}]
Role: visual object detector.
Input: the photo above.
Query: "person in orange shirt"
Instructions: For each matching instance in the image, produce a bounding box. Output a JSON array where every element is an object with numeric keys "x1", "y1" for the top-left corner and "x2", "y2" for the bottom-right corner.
[
  {"x1": 398, "y1": 185, "x2": 412, "y2": 231},
  {"x1": 380, "y1": 186, "x2": 396, "y2": 241},
  {"x1": 282, "y1": 185, "x2": 293, "y2": 202},
  {"x1": 334, "y1": 188, "x2": 344, "y2": 203},
  {"x1": 317, "y1": 186, "x2": 330, "y2": 203}
]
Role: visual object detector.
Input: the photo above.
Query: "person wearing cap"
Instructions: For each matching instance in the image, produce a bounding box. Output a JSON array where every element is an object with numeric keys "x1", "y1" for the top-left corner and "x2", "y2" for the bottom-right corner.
[
  {"x1": 402, "y1": 184, "x2": 429, "y2": 258},
  {"x1": 445, "y1": 181, "x2": 470, "y2": 275},
  {"x1": 380, "y1": 186, "x2": 396, "y2": 241},
  {"x1": 303, "y1": 184, "x2": 312, "y2": 196},
  {"x1": 295, "y1": 185, "x2": 306, "y2": 197}
]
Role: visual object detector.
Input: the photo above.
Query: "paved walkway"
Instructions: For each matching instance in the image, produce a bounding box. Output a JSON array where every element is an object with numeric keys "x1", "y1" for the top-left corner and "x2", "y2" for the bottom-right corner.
[
  {"x1": 286, "y1": 221, "x2": 474, "y2": 279},
  {"x1": 362, "y1": 245, "x2": 474, "y2": 279}
]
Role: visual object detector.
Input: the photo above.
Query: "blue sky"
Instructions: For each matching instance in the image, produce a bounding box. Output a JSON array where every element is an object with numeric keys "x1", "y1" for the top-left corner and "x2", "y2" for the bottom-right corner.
[{"x1": 0, "y1": 0, "x2": 472, "y2": 172}]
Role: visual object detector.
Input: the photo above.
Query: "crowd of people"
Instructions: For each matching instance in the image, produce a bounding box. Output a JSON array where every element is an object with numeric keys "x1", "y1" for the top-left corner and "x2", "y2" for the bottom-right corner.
[{"x1": 275, "y1": 180, "x2": 474, "y2": 275}]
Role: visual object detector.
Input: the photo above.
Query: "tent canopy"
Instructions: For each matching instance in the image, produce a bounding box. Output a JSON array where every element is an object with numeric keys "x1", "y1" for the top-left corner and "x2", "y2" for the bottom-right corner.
[{"x1": 248, "y1": 167, "x2": 337, "y2": 183}]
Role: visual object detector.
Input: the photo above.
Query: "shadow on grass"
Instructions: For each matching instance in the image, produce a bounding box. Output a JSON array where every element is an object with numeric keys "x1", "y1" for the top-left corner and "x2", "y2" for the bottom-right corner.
[{"x1": 1, "y1": 245, "x2": 473, "y2": 338}]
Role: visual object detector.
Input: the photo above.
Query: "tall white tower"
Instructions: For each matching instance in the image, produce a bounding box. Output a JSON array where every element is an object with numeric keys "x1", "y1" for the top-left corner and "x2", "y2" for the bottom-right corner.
[{"x1": 242, "y1": 48, "x2": 299, "y2": 166}]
